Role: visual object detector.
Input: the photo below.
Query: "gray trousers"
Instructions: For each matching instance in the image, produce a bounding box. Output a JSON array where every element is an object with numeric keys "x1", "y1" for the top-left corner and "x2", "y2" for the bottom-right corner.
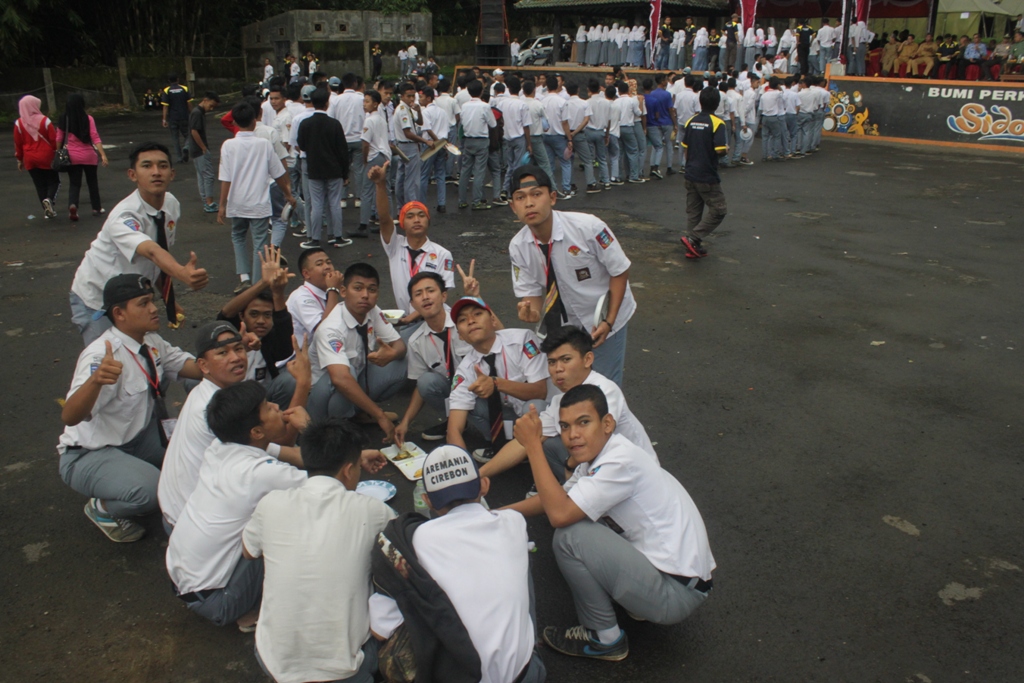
[
  {"x1": 812, "y1": 111, "x2": 824, "y2": 149},
  {"x1": 192, "y1": 151, "x2": 216, "y2": 202},
  {"x1": 459, "y1": 137, "x2": 489, "y2": 204},
  {"x1": 762, "y1": 115, "x2": 785, "y2": 160},
  {"x1": 461, "y1": 397, "x2": 546, "y2": 443},
  {"x1": 308, "y1": 177, "x2": 344, "y2": 241},
  {"x1": 796, "y1": 111, "x2": 815, "y2": 154},
  {"x1": 417, "y1": 371, "x2": 451, "y2": 416},
  {"x1": 580, "y1": 128, "x2": 608, "y2": 185},
  {"x1": 347, "y1": 141, "x2": 364, "y2": 202},
  {"x1": 554, "y1": 519, "x2": 709, "y2": 630},
  {"x1": 619, "y1": 125, "x2": 641, "y2": 180},
  {"x1": 182, "y1": 556, "x2": 264, "y2": 627},
  {"x1": 395, "y1": 141, "x2": 423, "y2": 205},
  {"x1": 59, "y1": 414, "x2": 164, "y2": 518},
  {"x1": 266, "y1": 368, "x2": 298, "y2": 409},
  {"x1": 685, "y1": 180, "x2": 728, "y2": 241},
  {"x1": 503, "y1": 135, "x2": 527, "y2": 193},
  {"x1": 784, "y1": 113, "x2": 799, "y2": 155},
  {"x1": 361, "y1": 153, "x2": 387, "y2": 226},
  {"x1": 307, "y1": 360, "x2": 409, "y2": 422},
  {"x1": 530, "y1": 133, "x2": 555, "y2": 182},
  {"x1": 487, "y1": 145, "x2": 503, "y2": 200},
  {"x1": 288, "y1": 162, "x2": 307, "y2": 228},
  {"x1": 591, "y1": 324, "x2": 628, "y2": 388},
  {"x1": 607, "y1": 135, "x2": 621, "y2": 181}
]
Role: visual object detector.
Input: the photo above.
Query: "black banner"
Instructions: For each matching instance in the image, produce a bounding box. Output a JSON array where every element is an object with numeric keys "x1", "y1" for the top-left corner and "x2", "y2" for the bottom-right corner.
[{"x1": 825, "y1": 77, "x2": 1024, "y2": 151}]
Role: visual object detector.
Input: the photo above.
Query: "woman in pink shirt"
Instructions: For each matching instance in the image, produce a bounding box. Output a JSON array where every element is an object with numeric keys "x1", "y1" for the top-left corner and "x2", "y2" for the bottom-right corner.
[{"x1": 56, "y1": 94, "x2": 109, "y2": 221}]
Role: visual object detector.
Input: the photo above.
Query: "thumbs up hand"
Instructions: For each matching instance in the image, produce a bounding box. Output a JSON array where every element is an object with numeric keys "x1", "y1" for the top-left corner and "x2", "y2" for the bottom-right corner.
[
  {"x1": 367, "y1": 338, "x2": 398, "y2": 367},
  {"x1": 183, "y1": 251, "x2": 209, "y2": 290},
  {"x1": 91, "y1": 340, "x2": 123, "y2": 386},
  {"x1": 513, "y1": 403, "x2": 543, "y2": 446},
  {"x1": 468, "y1": 363, "x2": 496, "y2": 398}
]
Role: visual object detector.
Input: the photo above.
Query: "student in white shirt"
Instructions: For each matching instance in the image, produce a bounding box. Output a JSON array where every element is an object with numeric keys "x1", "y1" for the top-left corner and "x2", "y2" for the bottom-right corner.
[
  {"x1": 509, "y1": 384, "x2": 715, "y2": 662},
  {"x1": 613, "y1": 81, "x2": 643, "y2": 182},
  {"x1": 781, "y1": 77, "x2": 802, "y2": 156},
  {"x1": 369, "y1": 162, "x2": 455, "y2": 333},
  {"x1": 457, "y1": 80, "x2": 497, "y2": 210},
  {"x1": 434, "y1": 79, "x2": 461, "y2": 179},
  {"x1": 446, "y1": 296, "x2": 548, "y2": 463},
  {"x1": 246, "y1": 419, "x2": 394, "y2": 683},
  {"x1": 359, "y1": 89, "x2": 390, "y2": 235},
  {"x1": 262, "y1": 59, "x2": 274, "y2": 86},
  {"x1": 540, "y1": 75, "x2": 574, "y2": 197},
  {"x1": 285, "y1": 247, "x2": 344, "y2": 346},
  {"x1": 59, "y1": 274, "x2": 202, "y2": 543},
  {"x1": 816, "y1": 19, "x2": 835, "y2": 73},
  {"x1": 329, "y1": 73, "x2": 367, "y2": 212},
  {"x1": 582, "y1": 79, "x2": 611, "y2": 191},
  {"x1": 758, "y1": 77, "x2": 786, "y2": 161},
  {"x1": 266, "y1": 87, "x2": 298, "y2": 247},
  {"x1": 736, "y1": 72, "x2": 761, "y2": 165},
  {"x1": 371, "y1": 446, "x2": 545, "y2": 683},
  {"x1": 69, "y1": 142, "x2": 209, "y2": 345},
  {"x1": 796, "y1": 75, "x2": 817, "y2": 156},
  {"x1": 672, "y1": 76, "x2": 701, "y2": 171},
  {"x1": 522, "y1": 80, "x2": 555, "y2": 183},
  {"x1": 392, "y1": 82, "x2": 434, "y2": 206},
  {"x1": 217, "y1": 101, "x2": 295, "y2": 289},
  {"x1": 491, "y1": 76, "x2": 532, "y2": 203},
  {"x1": 602, "y1": 84, "x2": 623, "y2": 184},
  {"x1": 166, "y1": 381, "x2": 309, "y2": 630},
  {"x1": 307, "y1": 263, "x2": 408, "y2": 443},
  {"x1": 398, "y1": 49, "x2": 409, "y2": 77},
  {"x1": 417, "y1": 87, "x2": 450, "y2": 211},
  {"x1": 507, "y1": 166, "x2": 636, "y2": 386},
  {"x1": 480, "y1": 324, "x2": 656, "y2": 486},
  {"x1": 564, "y1": 82, "x2": 594, "y2": 193}
]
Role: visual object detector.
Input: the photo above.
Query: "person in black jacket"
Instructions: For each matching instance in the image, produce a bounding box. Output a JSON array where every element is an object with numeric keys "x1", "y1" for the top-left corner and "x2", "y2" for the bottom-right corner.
[
  {"x1": 217, "y1": 245, "x2": 300, "y2": 408},
  {"x1": 296, "y1": 86, "x2": 351, "y2": 249}
]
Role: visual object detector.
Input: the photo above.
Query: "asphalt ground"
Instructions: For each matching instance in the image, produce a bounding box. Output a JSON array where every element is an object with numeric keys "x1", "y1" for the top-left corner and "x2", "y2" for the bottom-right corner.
[{"x1": 1, "y1": 111, "x2": 1022, "y2": 683}]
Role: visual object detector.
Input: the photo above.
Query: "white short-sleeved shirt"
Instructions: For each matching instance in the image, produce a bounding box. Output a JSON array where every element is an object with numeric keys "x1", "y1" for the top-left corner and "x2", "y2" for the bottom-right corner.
[
  {"x1": 783, "y1": 88, "x2": 801, "y2": 115},
  {"x1": 390, "y1": 102, "x2": 420, "y2": 142},
  {"x1": 509, "y1": 211, "x2": 636, "y2": 337},
  {"x1": 58, "y1": 327, "x2": 192, "y2": 454},
  {"x1": 70, "y1": 190, "x2": 181, "y2": 310},
  {"x1": 759, "y1": 89, "x2": 784, "y2": 117},
  {"x1": 435, "y1": 93, "x2": 461, "y2": 127},
  {"x1": 460, "y1": 99, "x2": 497, "y2": 138},
  {"x1": 541, "y1": 370, "x2": 656, "y2": 461},
  {"x1": 261, "y1": 100, "x2": 275, "y2": 126},
  {"x1": 218, "y1": 132, "x2": 285, "y2": 219},
  {"x1": 245, "y1": 477, "x2": 395, "y2": 683},
  {"x1": 406, "y1": 307, "x2": 473, "y2": 381},
  {"x1": 290, "y1": 62, "x2": 301, "y2": 77},
  {"x1": 492, "y1": 97, "x2": 528, "y2": 140},
  {"x1": 254, "y1": 121, "x2": 288, "y2": 162},
  {"x1": 422, "y1": 103, "x2": 449, "y2": 141},
  {"x1": 524, "y1": 98, "x2": 547, "y2": 136},
  {"x1": 407, "y1": 45, "x2": 418, "y2": 60},
  {"x1": 542, "y1": 93, "x2": 569, "y2": 136},
  {"x1": 289, "y1": 107, "x2": 315, "y2": 158},
  {"x1": 271, "y1": 108, "x2": 294, "y2": 167},
  {"x1": 310, "y1": 305, "x2": 402, "y2": 384},
  {"x1": 158, "y1": 378, "x2": 219, "y2": 526},
  {"x1": 329, "y1": 90, "x2": 366, "y2": 143},
  {"x1": 382, "y1": 235, "x2": 454, "y2": 316},
  {"x1": 614, "y1": 95, "x2": 641, "y2": 127},
  {"x1": 565, "y1": 433, "x2": 716, "y2": 579},
  {"x1": 361, "y1": 110, "x2": 391, "y2": 161},
  {"x1": 455, "y1": 88, "x2": 472, "y2": 107},
  {"x1": 565, "y1": 96, "x2": 593, "y2": 131},
  {"x1": 587, "y1": 95, "x2": 613, "y2": 131},
  {"x1": 286, "y1": 282, "x2": 328, "y2": 348},
  {"x1": 166, "y1": 440, "x2": 307, "y2": 594},
  {"x1": 606, "y1": 96, "x2": 622, "y2": 136},
  {"x1": 674, "y1": 90, "x2": 700, "y2": 126},
  {"x1": 368, "y1": 504, "x2": 534, "y2": 683},
  {"x1": 448, "y1": 329, "x2": 548, "y2": 414},
  {"x1": 263, "y1": 65, "x2": 274, "y2": 82}
]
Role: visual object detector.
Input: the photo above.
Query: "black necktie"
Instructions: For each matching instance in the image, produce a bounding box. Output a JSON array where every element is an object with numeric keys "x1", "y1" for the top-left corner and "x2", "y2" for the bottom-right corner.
[
  {"x1": 153, "y1": 211, "x2": 178, "y2": 328},
  {"x1": 433, "y1": 330, "x2": 453, "y2": 380},
  {"x1": 483, "y1": 352, "x2": 506, "y2": 449},
  {"x1": 355, "y1": 323, "x2": 370, "y2": 389},
  {"x1": 406, "y1": 247, "x2": 424, "y2": 276},
  {"x1": 139, "y1": 343, "x2": 169, "y2": 447},
  {"x1": 538, "y1": 243, "x2": 567, "y2": 333}
]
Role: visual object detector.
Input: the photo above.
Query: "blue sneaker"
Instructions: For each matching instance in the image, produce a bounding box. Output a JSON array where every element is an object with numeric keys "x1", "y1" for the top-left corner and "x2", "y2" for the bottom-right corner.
[
  {"x1": 542, "y1": 625, "x2": 629, "y2": 661},
  {"x1": 84, "y1": 498, "x2": 145, "y2": 543},
  {"x1": 203, "y1": 202, "x2": 219, "y2": 213}
]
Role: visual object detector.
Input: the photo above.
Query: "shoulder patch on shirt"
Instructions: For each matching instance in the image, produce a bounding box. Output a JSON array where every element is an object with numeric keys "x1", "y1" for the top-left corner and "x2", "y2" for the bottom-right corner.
[
  {"x1": 329, "y1": 339, "x2": 344, "y2": 353},
  {"x1": 568, "y1": 245, "x2": 581, "y2": 256},
  {"x1": 513, "y1": 265, "x2": 520, "y2": 281},
  {"x1": 124, "y1": 218, "x2": 141, "y2": 231},
  {"x1": 523, "y1": 339, "x2": 539, "y2": 359},
  {"x1": 596, "y1": 228, "x2": 615, "y2": 249},
  {"x1": 444, "y1": 258, "x2": 454, "y2": 272},
  {"x1": 452, "y1": 373, "x2": 466, "y2": 390}
]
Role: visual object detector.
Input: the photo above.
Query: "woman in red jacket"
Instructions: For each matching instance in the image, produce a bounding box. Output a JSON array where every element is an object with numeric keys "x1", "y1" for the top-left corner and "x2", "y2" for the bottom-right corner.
[{"x1": 14, "y1": 95, "x2": 60, "y2": 219}]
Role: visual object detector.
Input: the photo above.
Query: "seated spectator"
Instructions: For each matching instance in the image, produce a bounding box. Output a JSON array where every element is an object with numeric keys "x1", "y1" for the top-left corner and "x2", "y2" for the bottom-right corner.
[
  {"x1": 894, "y1": 35, "x2": 919, "y2": 75},
  {"x1": 165, "y1": 381, "x2": 309, "y2": 630},
  {"x1": 1009, "y1": 31, "x2": 1024, "y2": 72},
  {"x1": 958, "y1": 33, "x2": 988, "y2": 79},
  {"x1": 908, "y1": 33, "x2": 938, "y2": 77},
  {"x1": 982, "y1": 35, "x2": 1012, "y2": 79},
  {"x1": 881, "y1": 34, "x2": 899, "y2": 76},
  {"x1": 244, "y1": 419, "x2": 394, "y2": 683}
]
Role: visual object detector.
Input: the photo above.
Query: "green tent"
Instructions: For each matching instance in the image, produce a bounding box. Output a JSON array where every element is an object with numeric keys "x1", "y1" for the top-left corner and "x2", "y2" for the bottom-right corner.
[{"x1": 870, "y1": 0, "x2": 1014, "y2": 38}]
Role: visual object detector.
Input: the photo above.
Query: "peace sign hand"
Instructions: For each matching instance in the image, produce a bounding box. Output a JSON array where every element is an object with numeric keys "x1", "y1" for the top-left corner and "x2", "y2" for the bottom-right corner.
[{"x1": 457, "y1": 259, "x2": 480, "y2": 297}]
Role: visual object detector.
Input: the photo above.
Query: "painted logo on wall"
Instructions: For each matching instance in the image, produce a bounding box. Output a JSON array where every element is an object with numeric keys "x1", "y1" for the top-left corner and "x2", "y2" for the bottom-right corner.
[{"x1": 947, "y1": 103, "x2": 1024, "y2": 142}]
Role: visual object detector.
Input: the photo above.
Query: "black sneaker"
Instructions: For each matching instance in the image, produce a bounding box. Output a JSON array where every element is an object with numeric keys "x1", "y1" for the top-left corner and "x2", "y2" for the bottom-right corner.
[
  {"x1": 458, "y1": 202, "x2": 469, "y2": 209},
  {"x1": 292, "y1": 226, "x2": 308, "y2": 237},
  {"x1": 603, "y1": 183, "x2": 611, "y2": 190},
  {"x1": 542, "y1": 625, "x2": 629, "y2": 662},
  {"x1": 421, "y1": 421, "x2": 448, "y2": 441},
  {"x1": 299, "y1": 239, "x2": 320, "y2": 249},
  {"x1": 610, "y1": 178, "x2": 625, "y2": 186},
  {"x1": 327, "y1": 237, "x2": 340, "y2": 246},
  {"x1": 586, "y1": 183, "x2": 601, "y2": 194},
  {"x1": 492, "y1": 196, "x2": 509, "y2": 206},
  {"x1": 353, "y1": 224, "x2": 369, "y2": 238},
  {"x1": 332, "y1": 237, "x2": 354, "y2": 248},
  {"x1": 666, "y1": 167, "x2": 677, "y2": 175},
  {"x1": 436, "y1": 205, "x2": 446, "y2": 214},
  {"x1": 650, "y1": 166, "x2": 663, "y2": 179},
  {"x1": 680, "y1": 235, "x2": 707, "y2": 258},
  {"x1": 557, "y1": 191, "x2": 571, "y2": 200}
]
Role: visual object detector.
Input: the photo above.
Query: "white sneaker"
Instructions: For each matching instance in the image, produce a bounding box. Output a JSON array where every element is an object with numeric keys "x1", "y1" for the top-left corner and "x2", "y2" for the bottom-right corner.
[
  {"x1": 340, "y1": 199, "x2": 348, "y2": 208},
  {"x1": 355, "y1": 199, "x2": 362, "y2": 208},
  {"x1": 84, "y1": 499, "x2": 145, "y2": 543}
]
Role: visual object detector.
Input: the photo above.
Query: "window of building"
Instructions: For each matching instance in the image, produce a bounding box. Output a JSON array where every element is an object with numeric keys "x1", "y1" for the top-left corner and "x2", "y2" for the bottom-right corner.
[
  {"x1": 314, "y1": 23, "x2": 323, "y2": 32},
  {"x1": 339, "y1": 23, "x2": 348, "y2": 32}
]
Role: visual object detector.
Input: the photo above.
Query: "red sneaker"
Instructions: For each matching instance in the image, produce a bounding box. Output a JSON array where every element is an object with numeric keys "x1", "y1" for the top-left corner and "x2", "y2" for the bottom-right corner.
[
  {"x1": 680, "y1": 236, "x2": 707, "y2": 258},
  {"x1": 69, "y1": 205, "x2": 79, "y2": 222}
]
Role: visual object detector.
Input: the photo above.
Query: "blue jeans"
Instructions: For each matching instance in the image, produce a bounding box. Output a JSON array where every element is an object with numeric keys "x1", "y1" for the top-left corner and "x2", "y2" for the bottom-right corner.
[
  {"x1": 69, "y1": 290, "x2": 112, "y2": 346},
  {"x1": 543, "y1": 134, "x2": 571, "y2": 193},
  {"x1": 231, "y1": 216, "x2": 271, "y2": 281},
  {"x1": 656, "y1": 45, "x2": 670, "y2": 70},
  {"x1": 592, "y1": 324, "x2": 628, "y2": 387},
  {"x1": 256, "y1": 636, "x2": 379, "y2": 683},
  {"x1": 421, "y1": 146, "x2": 448, "y2": 206}
]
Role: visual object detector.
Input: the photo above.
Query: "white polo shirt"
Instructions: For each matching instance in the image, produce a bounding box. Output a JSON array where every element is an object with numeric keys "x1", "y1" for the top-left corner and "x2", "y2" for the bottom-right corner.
[
  {"x1": 540, "y1": 370, "x2": 656, "y2": 461},
  {"x1": 261, "y1": 100, "x2": 275, "y2": 126},
  {"x1": 614, "y1": 95, "x2": 641, "y2": 127},
  {"x1": 218, "y1": 131, "x2": 284, "y2": 219},
  {"x1": 406, "y1": 307, "x2": 473, "y2": 381},
  {"x1": 70, "y1": 190, "x2": 181, "y2": 310},
  {"x1": 329, "y1": 90, "x2": 366, "y2": 144},
  {"x1": 381, "y1": 235, "x2": 455, "y2": 316},
  {"x1": 370, "y1": 504, "x2": 535, "y2": 683},
  {"x1": 541, "y1": 92, "x2": 569, "y2": 136},
  {"x1": 361, "y1": 110, "x2": 391, "y2": 161},
  {"x1": 565, "y1": 433, "x2": 716, "y2": 579},
  {"x1": 286, "y1": 281, "x2": 328, "y2": 348},
  {"x1": 509, "y1": 211, "x2": 636, "y2": 337},
  {"x1": 422, "y1": 102, "x2": 449, "y2": 141},
  {"x1": 565, "y1": 95, "x2": 592, "y2": 131},
  {"x1": 606, "y1": 96, "x2": 622, "y2": 136},
  {"x1": 245, "y1": 477, "x2": 395, "y2": 683},
  {"x1": 459, "y1": 98, "x2": 496, "y2": 138},
  {"x1": 782, "y1": 88, "x2": 801, "y2": 115},
  {"x1": 492, "y1": 96, "x2": 528, "y2": 140},
  {"x1": 166, "y1": 440, "x2": 307, "y2": 594},
  {"x1": 758, "y1": 89, "x2": 784, "y2": 117},
  {"x1": 310, "y1": 305, "x2": 402, "y2": 384},
  {"x1": 448, "y1": 329, "x2": 548, "y2": 415},
  {"x1": 270, "y1": 108, "x2": 294, "y2": 167},
  {"x1": 158, "y1": 378, "x2": 219, "y2": 526},
  {"x1": 58, "y1": 326, "x2": 192, "y2": 454}
]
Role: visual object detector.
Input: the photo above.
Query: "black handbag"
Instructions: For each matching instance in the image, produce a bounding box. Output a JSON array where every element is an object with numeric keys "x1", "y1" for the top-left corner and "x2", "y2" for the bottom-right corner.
[{"x1": 52, "y1": 117, "x2": 72, "y2": 172}]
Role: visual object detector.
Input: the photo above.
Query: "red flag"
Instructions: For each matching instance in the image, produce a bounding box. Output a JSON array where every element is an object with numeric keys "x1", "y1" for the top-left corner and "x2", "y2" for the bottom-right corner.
[
  {"x1": 649, "y1": 0, "x2": 662, "y2": 68},
  {"x1": 739, "y1": 0, "x2": 758, "y2": 33}
]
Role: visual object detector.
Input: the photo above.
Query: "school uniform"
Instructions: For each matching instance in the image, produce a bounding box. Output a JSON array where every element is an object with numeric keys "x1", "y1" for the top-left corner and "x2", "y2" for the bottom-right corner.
[
  {"x1": 524, "y1": 97, "x2": 555, "y2": 181},
  {"x1": 392, "y1": 102, "x2": 424, "y2": 205},
  {"x1": 69, "y1": 190, "x2": 181, "y2": 344},
  {"x1": 58, "y1": 327, "x2": 193, "y2": 520},
  {"x1": 565, "y1": 95, "x2": 592, "y2": 188},
  {"x1": 782, "y1": 87, "x2": 801, "y2": 156},
  {"x1": 382, "y1": 235, "x2": 455, "y2": 318},
  {"x1": 360, "y1": 110, "x2": 390, "y2": 227},
  {"x1": 298, "y1": 111, "x2": 349, "y2": 243},
  {"x1": 435, "y1": 92, "x2": 462, "y2": 177},
  {"x1": 419, "y1": 102, "x2": 449, "y2": 206},
  {"x1": 492, "y1": 95, "x2": 531, "y2": 195},
  {"x1": 219, "y1": 132, "x2": 286, "y2": 282},
  {"x1": 556, "y1": 434, "x2": 715, "y2": 631},
  {"x1": 329, "y1": 89, "x2": 367, "y2": 206},
  {"x1": 158, "y1": 378, "x2": 218, "y2": 528},
  {"x1": 448, "y1": 329, "x2": 549, "y2": 445},
  {"x1": 406, "y1": 307, "x2": 474, "y2": 419},
  {"x1": 613, "y1": 96, "x2": 643, "y2": 181},
  {"x1": 584, "y1": 95, "x2": 612, "y2": 186},
  {"x1": 797, "y1": 87, "x2": 817, "y2": 155},
  {"x1": 673, "y1": 90, "x2": 700, "y2": 169},
  {"x1": 604, "y1": 95, "x2": 622, "y2": 182},
  {"x1": 508, "y1": 211, "x2": 636, "y2": 386},
  {"x1": 458, "y1": 98, "x2": 497, "y2": 206},
  {"x1": 307, "y1": 305, "x2": 407, "y2": 422},
  {"x1": 758, "y1": 89, "x2": 786, "y2": 160},
  {"x1": 166, "y1": 440, "x2": 307, "y2": 626},
  {"x1": 541, "y1": 92, "x2": 572, "y2": 194}
]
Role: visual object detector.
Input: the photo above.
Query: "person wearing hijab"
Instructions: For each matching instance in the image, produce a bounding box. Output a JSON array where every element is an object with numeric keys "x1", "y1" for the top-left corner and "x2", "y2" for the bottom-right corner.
[
  {"x1": 743, "y1": 28, "x2": 758, "y2": 71},
  {"x1": 643, "y1": 26, "x2": 652, "y2": 67},
  {"x1": 694, "y1": 27, "x2": 710, "y2": 72},
  {"x1": 756, "y1": 28, "x2": 766, "y2": 58},
  {"x1": 14, "y1": 95, "x2": 60, "y2": 218},
  {"x1": 613, "y1": 25, "x2": 626, "y2": 66},
  {"x1": 575, "y1": 25, "x2": 587, "y2": 65},
  {"x1": 56, "y1": 93, "x2": 110, "y2": 221},
  {"x1": 587, "y1": 26, "x2": 601, "y2": 65},
  {"x1": 778, "y1": 29, "x2": 796, "y2": 58},
  {"x1": 766, "y1": 27, "x2": 778, "y2": 59}
]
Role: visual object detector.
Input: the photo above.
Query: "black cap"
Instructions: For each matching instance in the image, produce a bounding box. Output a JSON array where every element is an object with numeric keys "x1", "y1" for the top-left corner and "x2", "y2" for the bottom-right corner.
[
  {"x1": 97, "y1": 274, "x2": 155, "y2": 319},
  {"x1": 195, "y1": 321, "x2": 243, "y2": 357},
  {"x1": 509, "y1": 164, "x2": 554, "y2": 194}
]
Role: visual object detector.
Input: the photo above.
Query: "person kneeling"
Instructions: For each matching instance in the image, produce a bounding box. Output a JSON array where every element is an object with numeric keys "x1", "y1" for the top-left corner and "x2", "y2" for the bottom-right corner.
[
  {"x1": 371, "y1": 446, "x2": 546, "y2": 682},
  {"x1": 507, "y1": 385, "x2": 716, "y2": 661}
]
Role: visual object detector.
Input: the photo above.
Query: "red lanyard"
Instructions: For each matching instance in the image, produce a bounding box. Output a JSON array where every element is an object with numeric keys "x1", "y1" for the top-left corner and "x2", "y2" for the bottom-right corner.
[
  {"x1": 304, "y1": 284, "x2": 326, "y2": 311},
  {"x1": 126, "y1": 347, "x2": 161, "y2": 395},
  {"x1": 408, "y1": 249, "x2": 428, "y2": 278},
  {"x1": 532, "y1": 234, "x2": 553, "y2": 283},
  {"x1": 427, "y1": 327, "x2": 453, "y2": 376}
]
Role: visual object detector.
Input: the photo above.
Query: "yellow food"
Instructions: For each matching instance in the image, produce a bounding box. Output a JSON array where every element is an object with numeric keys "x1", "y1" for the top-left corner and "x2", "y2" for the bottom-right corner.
[
  {"x1": 394, "y1": 447, "x2": 416, "y2": 461},
  {"x1": 414, "y1": 469, "x2": 422, "y2": 478}
]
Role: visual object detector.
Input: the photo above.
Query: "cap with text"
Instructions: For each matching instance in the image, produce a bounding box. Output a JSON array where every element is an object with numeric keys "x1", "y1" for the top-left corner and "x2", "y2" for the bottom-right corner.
[{"x1": 421, "y1": 445, "x2": 481, "y2": 509}]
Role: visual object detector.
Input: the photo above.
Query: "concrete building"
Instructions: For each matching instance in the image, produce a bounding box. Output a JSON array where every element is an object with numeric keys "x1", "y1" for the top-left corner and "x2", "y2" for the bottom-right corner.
[{"x1": 242, "y1": 9, "x2": 433, "y2": 81}]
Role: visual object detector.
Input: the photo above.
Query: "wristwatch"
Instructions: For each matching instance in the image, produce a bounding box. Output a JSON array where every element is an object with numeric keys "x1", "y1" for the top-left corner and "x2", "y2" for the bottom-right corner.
[{"x1": 326, "y1": 287, "x2": 341, "y2": 296}]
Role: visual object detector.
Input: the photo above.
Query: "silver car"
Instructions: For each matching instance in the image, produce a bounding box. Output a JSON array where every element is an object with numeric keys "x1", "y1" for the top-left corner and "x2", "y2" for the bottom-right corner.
[{"x1": 515, "y1": 34, "x2": 572, "y2": 66}]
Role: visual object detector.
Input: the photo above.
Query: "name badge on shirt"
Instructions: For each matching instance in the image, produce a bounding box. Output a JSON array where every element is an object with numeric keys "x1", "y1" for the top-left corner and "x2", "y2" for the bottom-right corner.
[
  {"x1": 255, "y1": 367, "x2": 267, "y2": 381},
  {"x1": 576, "y1": 267, "x2": 592, "y2": 282}
]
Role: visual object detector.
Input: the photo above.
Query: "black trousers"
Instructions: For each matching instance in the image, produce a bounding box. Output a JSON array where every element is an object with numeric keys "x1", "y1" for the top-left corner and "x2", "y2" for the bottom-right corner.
[
  {"x1": 67, "y1": 164, "x2": 102, "y2": 210},
  {"x1": 28, "y1": 168, "x2": 60, "y2": 204},
  {"x1": 798, "y1": 44, "x2": 811, "y2": 74}
]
